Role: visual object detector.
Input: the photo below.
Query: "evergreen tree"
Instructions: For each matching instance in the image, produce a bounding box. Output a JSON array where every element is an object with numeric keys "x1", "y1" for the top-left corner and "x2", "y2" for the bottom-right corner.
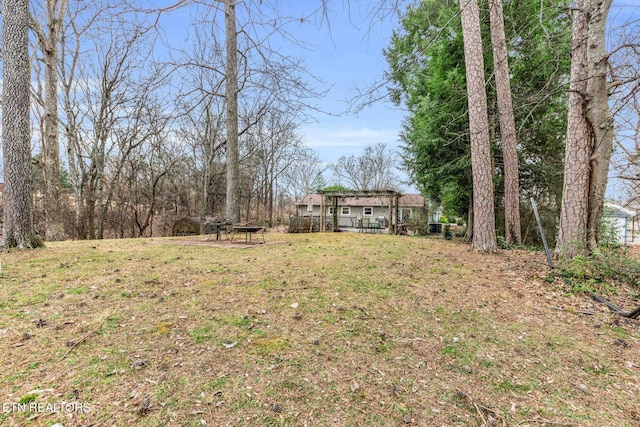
[{"x1": 385, "y1": 0, "x2": 571, "y2": 245}]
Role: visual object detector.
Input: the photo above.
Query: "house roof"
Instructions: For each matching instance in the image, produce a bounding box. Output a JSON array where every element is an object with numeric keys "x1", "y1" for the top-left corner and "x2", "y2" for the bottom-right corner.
[
  {"x1": 296, "y1": 193, "x2": 425, "y2": 208},
  {"x1": 604, "y1": 202, "x2": 635, "y2": 218}
]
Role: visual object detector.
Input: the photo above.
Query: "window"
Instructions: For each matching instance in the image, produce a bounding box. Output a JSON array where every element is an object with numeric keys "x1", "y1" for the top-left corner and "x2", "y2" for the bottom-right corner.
[
  {"x1": 363, "y1": 207, "x2": 373, "y2": 217},
  {"x1": 307, "y1": 202, "x2": 313, "y2": 212},
  {"x1": 327, "y1": 207, "x2": 334, "y2": 215},
  {"x1": 341, "y1": 206, "x2": 350, "y2": 216}
]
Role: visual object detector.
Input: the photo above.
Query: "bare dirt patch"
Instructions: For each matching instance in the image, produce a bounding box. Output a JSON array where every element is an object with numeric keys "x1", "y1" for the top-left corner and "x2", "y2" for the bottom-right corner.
[
  {"x1": 0, "y1": 233, "x2": 638, "y2": 426},
  {"x1": 164, "y1": 238, "x2": 285, "y2": 249}
]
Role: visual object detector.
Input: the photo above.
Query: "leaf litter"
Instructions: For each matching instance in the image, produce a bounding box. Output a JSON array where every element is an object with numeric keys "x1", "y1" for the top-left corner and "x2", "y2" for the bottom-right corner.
[{"x1": 0, "y1": 233, "x2": 638, "y2": 426}]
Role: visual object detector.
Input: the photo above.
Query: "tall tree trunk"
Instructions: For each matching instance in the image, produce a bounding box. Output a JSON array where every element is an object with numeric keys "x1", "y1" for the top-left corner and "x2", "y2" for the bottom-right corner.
[
  {"x1": 39, "y1": 0, "x2": 68, "y2": 241},
  {"x1": 1, "y1": 0, "x2": 43, "y2": 248},
  {"x1": 465, "y1": 197, "x2": 474, "y2": 243},
  {"x1": 556, "y1": 0, "x2": 592, "y2": 258},
  {"x1": 585, "y1": 0, "x2": 614, "y2": 251},
  {"x1": 225, "y1": 0, "x2": 240, "y2": 223},
  {"x1": 489, "y1": 0, "x2": 521, "y2": 245},
  {"x1": 86, "y1": 173, "x2": 98, "y2": 240},
  {"x1": 60, "y1": 27, "x2": 86, "y2": 239},
  {"x1": 460, "y1": 0, "x2": 496, "y2": 252}
]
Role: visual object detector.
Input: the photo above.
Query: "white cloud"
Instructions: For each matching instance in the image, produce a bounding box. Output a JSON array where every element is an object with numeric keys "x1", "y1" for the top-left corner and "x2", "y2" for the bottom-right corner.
[{"x1": 301, "y1": 125, "x2": 401, "y2": 155}]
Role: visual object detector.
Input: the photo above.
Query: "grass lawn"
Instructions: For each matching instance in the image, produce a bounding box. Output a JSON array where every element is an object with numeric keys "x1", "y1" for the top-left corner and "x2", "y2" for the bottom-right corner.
[{"x1": 0, "y1": 232, "x2": 639, "y2": 426}]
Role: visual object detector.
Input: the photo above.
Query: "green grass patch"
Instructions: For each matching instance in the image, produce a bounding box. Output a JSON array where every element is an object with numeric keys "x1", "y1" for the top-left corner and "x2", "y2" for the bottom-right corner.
[
  {"x1": 66, "y1": 286, "x2": 89, "y2": 295},
  {"x1": 188, "y1": 322, "x2": 215, "y2": 344}
]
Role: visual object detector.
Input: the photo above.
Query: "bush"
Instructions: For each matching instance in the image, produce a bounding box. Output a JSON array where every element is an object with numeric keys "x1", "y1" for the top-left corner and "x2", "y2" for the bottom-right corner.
[
  {"x1": 405, "y1": 212, "x2": 430, "y2": 236},
  {"x1": 600, "y1": 210, "x2": 622, "y2": 249},
  {"x1": 443, "y1": 224, "x2": 452, "y2": 240},
  {"x1": 552, "y1": 248, "x2": 640, "y2": 294}
]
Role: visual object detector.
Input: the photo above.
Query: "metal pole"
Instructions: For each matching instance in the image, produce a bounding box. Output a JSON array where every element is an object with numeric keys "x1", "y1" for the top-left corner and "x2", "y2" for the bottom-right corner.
[{"x1": 530, "y1": 198, "x2": 554, "y2": 269}]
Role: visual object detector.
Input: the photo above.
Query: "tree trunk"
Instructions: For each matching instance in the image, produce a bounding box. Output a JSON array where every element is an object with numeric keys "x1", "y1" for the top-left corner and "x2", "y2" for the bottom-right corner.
[
  {"x1": 556, "y1": 0, "x2": 591, "y2": 258},
  {"x1": 225, "y1": 0, "x2": 240, "y2": 223},
  {"x1": 465, "y1": 197, "x2": 474, "y2": 243},
  {"x1": 489, "y1": 0, "x2": 521, "y2": 245},
  {"x1": 39, "y1": 0, "x2": 68, "y2": 241},
  {"x1": 585, "y1": 0, "x2": 614, "y2": 251},
  {"x1": 1, "y1": 0, "x2": 43, "y2": 248},
  {"x1": 460, "y1": 0, "x2": 497, "y2": 252}
]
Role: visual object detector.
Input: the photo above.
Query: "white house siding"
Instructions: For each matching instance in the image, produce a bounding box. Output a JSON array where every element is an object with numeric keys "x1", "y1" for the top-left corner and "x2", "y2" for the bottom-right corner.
[
  {"x1": 603, "y1": 203, "x2": 636, "y2": 245},
  {"x1": 295, "y1": 194, "x2": 424, "y2": 228}
]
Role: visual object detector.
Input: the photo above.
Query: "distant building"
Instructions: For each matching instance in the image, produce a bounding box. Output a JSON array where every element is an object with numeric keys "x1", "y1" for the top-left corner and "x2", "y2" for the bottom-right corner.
[
  {"x1": 604, "y1": 202, "x2": 636, "y2": 244},
  {"x1": 295, "y1": 193, "x2": 426, "y2": 229}
]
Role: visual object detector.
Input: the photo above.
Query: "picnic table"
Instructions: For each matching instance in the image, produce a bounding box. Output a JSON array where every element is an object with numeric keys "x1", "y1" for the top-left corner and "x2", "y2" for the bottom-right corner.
[
  {"x1": 230, "y1": 226, "x2": 265, "y2": 244},
  {"x1": 205, "y1": 222, "x2": 230, "y2": 241}
]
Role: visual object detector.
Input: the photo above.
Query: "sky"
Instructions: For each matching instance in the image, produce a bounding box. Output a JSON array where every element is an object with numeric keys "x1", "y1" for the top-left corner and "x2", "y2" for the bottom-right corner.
[
  {"x1": 287, "y1": 3, "x2": 407, "y2": 162},
  {"x1": 282, "y1": 2, "x2": 411, "y2": 189}
]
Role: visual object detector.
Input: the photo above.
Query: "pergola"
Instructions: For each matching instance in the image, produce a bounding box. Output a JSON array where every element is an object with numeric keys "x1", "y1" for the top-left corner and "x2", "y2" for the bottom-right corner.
[{"x1": 318, "y1": 189, "x2": 403, "y2": 234}]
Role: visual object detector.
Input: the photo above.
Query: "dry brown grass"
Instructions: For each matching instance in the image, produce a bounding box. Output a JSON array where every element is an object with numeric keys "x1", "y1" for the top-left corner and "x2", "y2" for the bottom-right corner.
[{"x1": 0, "y1": 232, "x2": 639, "y2": 426}]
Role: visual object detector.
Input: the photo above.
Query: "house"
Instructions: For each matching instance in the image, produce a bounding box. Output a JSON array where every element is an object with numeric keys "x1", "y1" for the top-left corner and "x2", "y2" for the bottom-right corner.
[
  {"x1": 295, "y1": 193, "x2": 426, "y2": 229},
  {"x1": 604, "y1": 202, "x2": 636, "y2": 244}
]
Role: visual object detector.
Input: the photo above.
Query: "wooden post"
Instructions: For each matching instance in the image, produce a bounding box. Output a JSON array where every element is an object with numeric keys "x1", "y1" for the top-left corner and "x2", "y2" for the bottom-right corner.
[
  {"x1": 388, "y1": 196, "x2": 393, "y2": 235},
  {"x1": 320, "y1": 195, "x2": 325, "y2": 232},
  {"x1": 333, "y1": 196, "x2": 339, "y2": 232},
  {"x1": 394, "y1": 195, "x2": 400, "y2": 235}
]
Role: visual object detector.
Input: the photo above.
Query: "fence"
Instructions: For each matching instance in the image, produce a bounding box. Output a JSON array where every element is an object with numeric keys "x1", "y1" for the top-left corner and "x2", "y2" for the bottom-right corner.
[{"x1": 288, "y1": 216, "x2": 321, "y2": 233}]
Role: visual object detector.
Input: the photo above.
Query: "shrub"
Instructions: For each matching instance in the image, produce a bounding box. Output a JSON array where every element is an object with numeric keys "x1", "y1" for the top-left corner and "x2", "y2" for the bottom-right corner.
[
  {"x1": 405, "y1": 212, "x2": 430, "y2": 236},
  {"x1": 600, "y1": 209, "x2": 622, "y2": 249},
  {"x1": 443, "y1": 224, "x2": 452, "y2": 240},
  {"x1": 552, "y1": 248, "x2": 640, "y2": 294}
]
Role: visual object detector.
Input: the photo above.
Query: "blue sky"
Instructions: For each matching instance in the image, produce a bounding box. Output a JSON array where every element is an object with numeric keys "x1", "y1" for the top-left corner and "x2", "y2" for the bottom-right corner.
[
  {"x1": 259, "y1": 1, "x2": 411, "y2": 188},
  {"x1": 288, "y1": 2, "x2": 406, "y2": 161}
]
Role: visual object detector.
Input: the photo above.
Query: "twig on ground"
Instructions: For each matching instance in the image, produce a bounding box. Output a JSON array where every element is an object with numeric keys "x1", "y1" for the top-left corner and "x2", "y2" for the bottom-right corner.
[
  {"x1": 550, "y1": 307, "x2": 595, "y2": 316},
  {"x1": 472, "y1": 401, "x2": 488, "y2": 426},
  {"x1": 512, "y1": 420, "x2": 574, "y2": 426},
  {"x1": 60, "y1": 321, "x2": 104, "y2": 360},
  {"x1": 457, "y1": 389, "x2": 506, "y2": 426}
]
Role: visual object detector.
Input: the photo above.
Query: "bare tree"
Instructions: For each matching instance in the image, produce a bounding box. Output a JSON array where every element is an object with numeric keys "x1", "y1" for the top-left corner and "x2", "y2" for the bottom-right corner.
[
  {"x1": 116, "y1": 111, "x2": 179, "y2": 237},
  {"x1": 168, "y1": 1, "x2": 326, "y2": 224},
  {"x1": 249, "y1": 110, "x2": 303, "y2": 225},
  {"x1": 2, "y1": 0, "x2": 43, "y2": 248},
  {"x1": 489, "y1": 0, "x2": 520, "y2": 245},
  {"x1": 460, "y1": 0, "x2": 496, "y2": 252},
  {"x1": 58, "y1": 4, "x2": 163, "y2": 239},
  {"x1": 225, "y1": 0, "x2": 241, "y2": 223},
  {"x1": 331, "y1": 142, "x2": 400, "y2": 190},
  {"x1": 282, "y1": 147, "x2": 327, "y2": 201},
  {"x1": 613, "y1": 97, "x2": 640, "y2": 203},
  {"x1": 610, "y1": 13, "x2": 640, "y2": 204},
  {"x1": 29, "y1": 0, "x2": 68, "y2": 241}
]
